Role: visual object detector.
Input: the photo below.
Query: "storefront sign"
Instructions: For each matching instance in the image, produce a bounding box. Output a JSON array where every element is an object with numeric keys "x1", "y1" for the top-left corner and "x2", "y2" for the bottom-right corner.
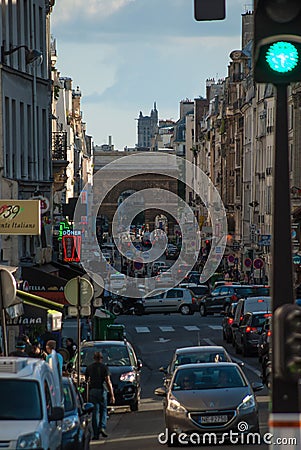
[{"x1": 0, "y1": 200, "x2": 40, "y2": 235}]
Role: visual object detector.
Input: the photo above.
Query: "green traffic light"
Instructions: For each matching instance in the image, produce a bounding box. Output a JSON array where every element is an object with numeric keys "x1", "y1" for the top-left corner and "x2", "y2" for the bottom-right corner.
[{"x1": 265, "y1": 41, "x2": 299, "y2": 73}]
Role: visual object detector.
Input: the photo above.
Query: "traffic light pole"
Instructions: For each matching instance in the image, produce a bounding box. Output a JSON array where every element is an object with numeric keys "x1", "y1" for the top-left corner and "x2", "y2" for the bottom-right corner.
[{"x1": 270, "y1": 84, "x2": 300, "y2": 448}]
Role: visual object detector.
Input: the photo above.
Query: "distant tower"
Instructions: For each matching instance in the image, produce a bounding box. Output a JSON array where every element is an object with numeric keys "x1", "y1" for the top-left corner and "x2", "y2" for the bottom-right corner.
[{"x1": 137, "y1": 102, "x2": 158, "y2": 148}]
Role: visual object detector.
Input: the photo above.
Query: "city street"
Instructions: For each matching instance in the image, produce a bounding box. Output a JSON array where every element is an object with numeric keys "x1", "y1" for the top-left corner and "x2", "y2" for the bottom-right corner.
[{"x1": 90, "y1": 313, "x2": 269, "y2": 449}]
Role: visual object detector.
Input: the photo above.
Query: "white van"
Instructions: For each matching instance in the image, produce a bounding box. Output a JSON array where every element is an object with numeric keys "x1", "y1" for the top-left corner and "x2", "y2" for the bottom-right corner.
[
  {"x1": 110, "y1": 273, "x2": 127, "y2": 290},
  {"x1": 0, "y1": 354, "x2": 64, "y2": 450},
  {"x1": 233, "y1": 296, "x2": 271, "y2": 326}
]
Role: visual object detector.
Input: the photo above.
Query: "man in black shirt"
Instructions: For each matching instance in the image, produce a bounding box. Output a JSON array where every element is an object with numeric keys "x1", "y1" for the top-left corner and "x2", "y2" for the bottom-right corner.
[
  {"x1": 9, "y1": 341, "x2": 28, "y2": 357},
  {"x1": 85, "y1": 351, "x2": 115, "y2": 439}
]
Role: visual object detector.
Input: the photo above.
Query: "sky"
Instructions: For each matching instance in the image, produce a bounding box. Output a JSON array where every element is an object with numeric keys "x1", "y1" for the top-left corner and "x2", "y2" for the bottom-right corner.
[{"x1": 51, "y1": 0, "x2": 250, "y2": 150}]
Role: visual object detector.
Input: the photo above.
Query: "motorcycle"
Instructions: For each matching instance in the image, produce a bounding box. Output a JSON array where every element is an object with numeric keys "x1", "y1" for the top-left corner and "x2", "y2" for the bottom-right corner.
[{"x1": 108, "y1": 296, "x2": 144, "y2": 316}]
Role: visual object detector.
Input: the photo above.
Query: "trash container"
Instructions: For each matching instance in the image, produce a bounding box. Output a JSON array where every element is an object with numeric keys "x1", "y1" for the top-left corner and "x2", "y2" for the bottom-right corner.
[
  {"x1": 92, "y1": 308, "x2": 116, "y2": 340},
  {"x1": 106, "y1": 324, "x2": 126, "y2": 341}
]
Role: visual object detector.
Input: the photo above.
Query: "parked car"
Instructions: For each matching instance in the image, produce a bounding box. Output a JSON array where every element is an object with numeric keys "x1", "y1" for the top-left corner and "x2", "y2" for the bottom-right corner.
[
  {"x1": 151, "y1": 260, "x2": 166, "y2": 276},
  {"x1": 200, "y1": 285, "x2": 270, "y2": 316},
  {"x1": 0, "y1": 356, "x2": 64, "y2": 450},
  {"x1": 142, "y1": 287, "x2": 197, "y2": 315},
  {"x1": 62, "y1": 376, "x2": 94, "y2": 450},
  {"x1": 155, "y1": 362, "x2": 263, "y2": 446},
  {"x1": 159, "y1": 345, "x2": 232, "y2": 388},
  {"x1": 222, "y1": 302, "x2": 238, "y2": 343},
  {"x1": 232, "y1": 311, "x2": 272, "y2": 356},
  {"x1": 73, "y1": 340, "x2": 142, "y2": 412}
]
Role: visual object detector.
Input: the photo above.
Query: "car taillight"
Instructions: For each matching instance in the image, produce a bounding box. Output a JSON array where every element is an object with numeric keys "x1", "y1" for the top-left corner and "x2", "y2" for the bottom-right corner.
[
  {"x1": 267, "y1": 330, "x2": 272, "y2": 337},
  {"x1": 246, "y1": 326, "x2": 257, "y2": 333},
  {"x1": 227, "y1": 318, "x2": 234, "y2": 324},
  {"x1": 231, "y1": 294, "x2": 237, "y2": 301},
  {"x1": 192, "y1": 297, "x2": 196, "y2": 304}
]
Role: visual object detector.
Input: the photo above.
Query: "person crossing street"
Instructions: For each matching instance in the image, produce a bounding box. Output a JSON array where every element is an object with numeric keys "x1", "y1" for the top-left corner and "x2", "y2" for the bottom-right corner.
[{"x1": 85, "y1": 351, "x2": 115, "y2": 439}]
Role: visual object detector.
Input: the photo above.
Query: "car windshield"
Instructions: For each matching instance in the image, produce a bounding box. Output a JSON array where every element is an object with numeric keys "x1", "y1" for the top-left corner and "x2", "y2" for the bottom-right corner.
[
  {"x1": 175, "y1": 351, "x2": 228, "y2": 366},
  {"x1": 172, "y1": 366, "x2": 246, "y2": 391},
  {"x1": 63, "y1": 382, "x2": 76, "y2": 413},
  {"x1": 0, "y1": 380, "x2": 42, "y2": 420},
  {"x1": 80, "y1": 345, "x2": 130, "y2": 367}
]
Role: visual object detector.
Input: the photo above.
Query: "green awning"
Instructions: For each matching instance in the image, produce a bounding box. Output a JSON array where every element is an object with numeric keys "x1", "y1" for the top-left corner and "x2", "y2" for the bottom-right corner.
[{"x1": 16, "y1": 290, "x2": 64, "y2": 312}]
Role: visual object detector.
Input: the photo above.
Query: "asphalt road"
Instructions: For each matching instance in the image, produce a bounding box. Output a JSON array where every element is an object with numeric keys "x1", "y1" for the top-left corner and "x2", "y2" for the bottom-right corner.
[{"x1": 89, "y1": 312, "x2": 270, "y2": 449}]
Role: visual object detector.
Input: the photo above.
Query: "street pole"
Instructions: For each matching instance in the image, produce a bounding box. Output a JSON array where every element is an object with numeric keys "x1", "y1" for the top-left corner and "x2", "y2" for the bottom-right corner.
[
  {"x1": 0, "y1": 272, "x2": 8, "y2": 356},
  {"x1": 77, "y1": 276, "x2": 81, "y2": 388},
  {"x1": 270, "y1": 84, "x2": 300, "y2": 447}
]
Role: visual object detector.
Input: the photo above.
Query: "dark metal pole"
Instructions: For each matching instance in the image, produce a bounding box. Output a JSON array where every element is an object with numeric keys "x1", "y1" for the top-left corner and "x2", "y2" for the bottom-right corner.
[
  {"x1": 271, "y1": 84, "x2": 299, "y2": 412},
  {"x1": 77, "y1": 276, "x2": 81, "y2": 387},
  {"x1": 0, "y1": 270, "x2": 8, "y2": 356}
]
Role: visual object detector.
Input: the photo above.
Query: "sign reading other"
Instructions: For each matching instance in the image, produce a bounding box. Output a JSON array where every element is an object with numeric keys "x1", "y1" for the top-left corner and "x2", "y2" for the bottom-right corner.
[{"x1": 0, "y1": 200, "x2": 40, "y2": 235}]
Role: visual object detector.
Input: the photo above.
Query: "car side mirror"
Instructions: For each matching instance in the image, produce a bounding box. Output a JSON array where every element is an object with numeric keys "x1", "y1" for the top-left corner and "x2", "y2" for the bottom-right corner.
[
  {"x1": 82, "y1": 402, "x2": 94, "y2": 415},
  {"x1": 137, "y1": 359, "x2": 143, "y2": 370},
  {"x1": 252, "y1": 382, "x2": 264, "y2": 392},
  {"x1": 154, "y1": 387, "x2": 167, "y2": 397},
  {"x1": 48, "y1": 406, "x2": 64, "y2": 422}
]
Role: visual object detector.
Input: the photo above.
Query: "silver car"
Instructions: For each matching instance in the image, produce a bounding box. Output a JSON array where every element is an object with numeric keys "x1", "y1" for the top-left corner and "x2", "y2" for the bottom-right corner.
[
  {"x1": 155, "y1": 363, "x2": 263, "y2": 446},
  {"x1": 142, "y1": 288, "x2": 195, "y2": 315}
]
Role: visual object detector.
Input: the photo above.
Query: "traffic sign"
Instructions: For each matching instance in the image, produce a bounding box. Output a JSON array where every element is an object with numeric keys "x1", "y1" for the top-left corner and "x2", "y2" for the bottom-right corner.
[
  {"x1": 258, "y1": 234, "x2": 271, "y2": 246},
  {"x1": 64, "y1": 277, "x2": 94, "y2": 306},
  {"x1": 244, "y1": 258, "x2": 252, "y2": 268},
  {"x1": 125, "y1": 250, "x2": 133, "y2": 259},
  {"x1": 228, "y1": 254, "x2": 235, "y2": 264},
  {"x1": 253, "y1": 258, "x2": 264, "y2": 270},
  {"x1": 134, "y1": 258, "x2": 144, "y2": 271},
  {"x1": 0, "y1": 268, "x2": 17, "y2": 308}
]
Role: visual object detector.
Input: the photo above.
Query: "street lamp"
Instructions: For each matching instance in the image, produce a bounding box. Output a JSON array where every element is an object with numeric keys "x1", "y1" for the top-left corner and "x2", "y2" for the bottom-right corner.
[{"x1": 1, "y1": 44, "x2": 43, "y2": 65}]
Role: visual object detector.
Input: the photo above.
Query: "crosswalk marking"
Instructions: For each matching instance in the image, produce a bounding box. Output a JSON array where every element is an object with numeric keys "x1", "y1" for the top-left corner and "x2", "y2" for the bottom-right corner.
[
  {"x1": 135, "y1": 326, "x2": 150, "y2": 333},
  {"x1": 184, "y1": 325, "x2": 200, "y2": 331},
  {"x1": 159, "y1": 326, "x2": 175, "y2": 332},
  {"x1": 208, "y1": 325, "x2": 223, "y2": 330}
]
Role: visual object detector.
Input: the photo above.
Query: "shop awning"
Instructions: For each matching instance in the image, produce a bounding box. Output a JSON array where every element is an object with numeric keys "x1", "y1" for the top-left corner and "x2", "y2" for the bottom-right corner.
[{"x1": 16, "y1": 290, "x2": 64, "y2": 312}]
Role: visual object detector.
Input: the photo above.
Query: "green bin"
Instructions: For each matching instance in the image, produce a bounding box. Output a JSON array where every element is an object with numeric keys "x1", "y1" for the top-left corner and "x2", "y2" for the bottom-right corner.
[
  {"x1": 92, "y1": 308, "x2": 116, "y2": 340},
  {"x1": 106, "y1": 324, "x2": 126, "y2": 341}
]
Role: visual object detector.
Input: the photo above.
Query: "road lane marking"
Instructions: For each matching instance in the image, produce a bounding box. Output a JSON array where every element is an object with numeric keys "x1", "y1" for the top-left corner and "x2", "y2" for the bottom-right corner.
[
  {"x1": 159, "y1": 326, "x2": 175, "y2": 332},
  {"x1": 202, "y1": 337, "x2": 261, "y2": 377},
  {"x1": 184, "y1": 326, "x2": 200, "y2": 331},
  {"x1": 208, "y1": 325, "x2": 223, "y2": 330},
  {"x1": 135, "y1": 326, "x2": 150, "y2": 333}
]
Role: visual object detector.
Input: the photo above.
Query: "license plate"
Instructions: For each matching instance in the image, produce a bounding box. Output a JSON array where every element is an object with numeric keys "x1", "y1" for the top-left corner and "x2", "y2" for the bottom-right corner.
[{"x1": 200, "y1": 414, "x2": 228, "y2": 424}]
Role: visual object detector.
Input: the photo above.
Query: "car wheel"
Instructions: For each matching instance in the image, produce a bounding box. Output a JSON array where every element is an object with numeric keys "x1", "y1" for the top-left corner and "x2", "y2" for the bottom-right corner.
[
  {"x1": 200, "y1": 304, "x2": 207, "y2": 317},
  {"x1": 111, "y1": 303, "x2": 122, "y2": 316},
  {"x1": 134, "y1": 304, "x2": 144, "y2": 316},
  {"x1": 130, "y1": 399, "x2": 139, "y2": 412},
  {"x1": 180, "y1": 304, "x2": 191, "y2": 315}
]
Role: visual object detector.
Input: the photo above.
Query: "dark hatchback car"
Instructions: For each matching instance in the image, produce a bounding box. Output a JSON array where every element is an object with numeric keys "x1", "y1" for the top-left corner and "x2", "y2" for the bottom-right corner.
[
  {"x1": 200, "y1": 285, "x2": 270, "y2": 316},
  {"x1": 62, "y1": 377, "x2": 94, "y2": 450},
  {"x1": 75, "y1": 340, "x2": 142, "y2": 411},
  {"x1": 233, "y1": 311, "x2": 272, "y2": 356},
  {"x1": 222, "y1": 302, "x2": 238, "y2": 343}
]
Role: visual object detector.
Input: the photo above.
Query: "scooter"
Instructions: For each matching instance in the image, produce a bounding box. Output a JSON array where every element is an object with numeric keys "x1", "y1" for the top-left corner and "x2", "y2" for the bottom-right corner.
[{"x1": 108, "y1": 297, "x2": 144, "y2": 316}]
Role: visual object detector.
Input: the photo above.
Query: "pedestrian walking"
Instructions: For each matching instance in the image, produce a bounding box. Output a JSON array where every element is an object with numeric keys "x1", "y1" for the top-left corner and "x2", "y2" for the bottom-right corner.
[
  {"x1": 65, "y1": 337, "x2": 77, "y2": 360},
  {"x1": 85, "y1": 351, "x2": 115, "y2": 439},
  {"x1": 45, "y1": 340, "x2": 64, "y2": 375}
]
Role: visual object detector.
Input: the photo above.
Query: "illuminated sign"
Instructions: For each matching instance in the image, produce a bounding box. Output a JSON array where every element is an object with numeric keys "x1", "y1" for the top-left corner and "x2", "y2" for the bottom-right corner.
[{"x1": 62, "y1": 235, "x2": 81, "y2": 262}]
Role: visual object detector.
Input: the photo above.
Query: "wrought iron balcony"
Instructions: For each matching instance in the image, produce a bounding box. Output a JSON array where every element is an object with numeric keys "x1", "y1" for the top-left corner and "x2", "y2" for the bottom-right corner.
[{"x1": 52, "y1": 131, "x2": 67, "y2": 161}]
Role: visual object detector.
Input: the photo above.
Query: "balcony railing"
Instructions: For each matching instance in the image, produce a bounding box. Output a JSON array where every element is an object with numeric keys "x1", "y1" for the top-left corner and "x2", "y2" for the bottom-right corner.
[{"x1": 52, "y1": 131, "x2": 67, "y2": 160}]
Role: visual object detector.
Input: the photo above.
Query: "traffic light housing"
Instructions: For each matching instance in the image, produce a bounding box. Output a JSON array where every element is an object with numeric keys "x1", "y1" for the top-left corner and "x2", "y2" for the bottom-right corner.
[
  {"x1": 254, "y1": 0, "x2": 301, "y2": 84},
  {"x1": 274, "y1": 303, "x2": 301, "y2": 380},
  {"x1": 194, "y1": 0, "x2": 225, "y2": 21}
]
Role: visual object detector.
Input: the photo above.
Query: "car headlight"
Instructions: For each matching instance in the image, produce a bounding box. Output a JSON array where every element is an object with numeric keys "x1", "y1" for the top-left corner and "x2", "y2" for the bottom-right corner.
[
  {"x1": 167, "y1": 394, "x2": 187, "y2": 413},
  {"x1": 120, "y1": 371, "x2": 136, "y2": 382},
  {"x1": 17, "y1": 432, "x2": 41, "y2": 449},
  {"x1": 238, "y1": 394, "x2": 256, "y2": 411},
  {"x1": 62, "y1": 414, "x2": 80, "y2": 433}
]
